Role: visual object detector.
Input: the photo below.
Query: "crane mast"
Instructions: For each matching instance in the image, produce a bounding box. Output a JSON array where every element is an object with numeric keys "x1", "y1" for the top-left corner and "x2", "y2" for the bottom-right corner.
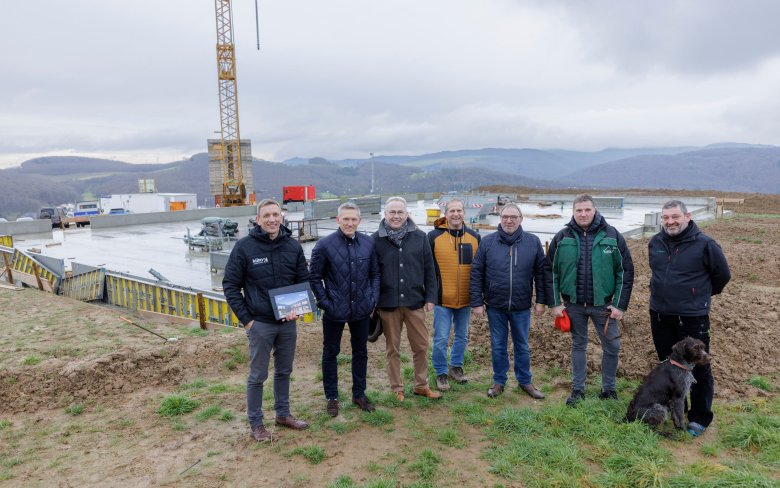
[{"x1": 213, "y1": 0, "x2": 246, "y2": 206}]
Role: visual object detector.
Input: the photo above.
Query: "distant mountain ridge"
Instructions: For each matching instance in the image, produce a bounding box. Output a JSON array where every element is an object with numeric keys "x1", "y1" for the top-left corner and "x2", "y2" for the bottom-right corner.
[{"x1": 0, "y1": 143, "x2": 776, "y2": 219}]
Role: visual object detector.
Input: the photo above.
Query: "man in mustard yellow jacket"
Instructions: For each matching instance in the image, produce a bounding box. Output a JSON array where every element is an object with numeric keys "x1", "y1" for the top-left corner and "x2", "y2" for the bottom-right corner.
[{"x1": 427, "y1": 198, "x2": 481, "y2": 391}]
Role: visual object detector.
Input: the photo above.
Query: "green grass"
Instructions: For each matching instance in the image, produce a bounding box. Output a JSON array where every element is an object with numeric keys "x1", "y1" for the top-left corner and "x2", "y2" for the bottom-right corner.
[
  {"x1": 187, "y1": 328, "x2": 209, "y2": 337},
  {"x1": 225, "y1": 346, "x2": 247, "y2": 364},
  {"x1": 291, "y1": 446, "x2": 326, "y2": 465},
  {"x1": 65, "y1": 404, "x2": 84, "y2": 416},
  {"x1": 195, "y1": 405, "x2": 222, "y2": 422},
  {"x1": 748, "y1": 376, "x2": 772, "y2": 392},
  {"x1": 157, "y1": 395, "x2": 200, "y2": 417},
  {"x1": 181, "y1": 378, "x2": 208, "y2": 390},
  {"x1": 336, "y1": 353, "x2": 352, "y2": 364},
  {"x1": 0, "y1": 420, "x2": 10, "y2": 430},
  {"x1": 407, "y1": 448, "x2": 440, "y2": 482},
  {"x1": 219, "y1": 410, "x2": 235, "y2": 422},
  {"x1": 436, "y1": 427, "x2": 465, "y2": 448},
  {"x1": 361, "y1": 410, "x2": 394, "y2": 428},
  {"x1": 22, "y1": 355, "x2": 42, "y2": 366}
]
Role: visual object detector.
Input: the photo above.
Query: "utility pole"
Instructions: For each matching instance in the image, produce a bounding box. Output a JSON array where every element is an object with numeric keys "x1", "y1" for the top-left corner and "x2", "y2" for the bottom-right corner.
[{"x1": 369, "y1": 152, "x2": 375, "y2": 194}]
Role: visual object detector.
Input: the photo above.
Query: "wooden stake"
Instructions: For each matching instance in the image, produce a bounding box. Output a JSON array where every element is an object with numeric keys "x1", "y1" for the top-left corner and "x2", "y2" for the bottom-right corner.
[
  {"x1": 1, "y1": 253, "x2": 12, "y2": 284},
  {"x1": 196, "y1": 292, "x2": 207, "y2": 330},
  {"x1": 31, "y1": 262, "x2": 44, "y2": 291}
]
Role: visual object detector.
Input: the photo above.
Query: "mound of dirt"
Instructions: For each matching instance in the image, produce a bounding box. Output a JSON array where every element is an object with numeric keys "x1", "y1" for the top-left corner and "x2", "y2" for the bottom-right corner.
[
  {"x1": 468, "y1": 215, "x2": 780, "y2": 400},
  {"x1": 0, "y1": 336, "x2": 243, "y2": 414}
]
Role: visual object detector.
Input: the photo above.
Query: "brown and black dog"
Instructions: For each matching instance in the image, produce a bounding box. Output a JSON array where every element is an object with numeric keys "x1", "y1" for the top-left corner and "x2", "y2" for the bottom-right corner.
[{"x1": 625, "y1": 337, "x2": 711, "y2": 431}]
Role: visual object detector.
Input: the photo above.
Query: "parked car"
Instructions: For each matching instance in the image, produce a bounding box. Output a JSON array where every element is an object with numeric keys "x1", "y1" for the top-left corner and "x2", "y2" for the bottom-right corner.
[
  {"x1": 0, "y1": 217, "x2": 7, "y2": 223},
  {"x1": 108, "y1": 208, "x2": 130, "y2": 215},
  {"x1": 39, "y1": 207, "x2": 69, "y2": 228}
]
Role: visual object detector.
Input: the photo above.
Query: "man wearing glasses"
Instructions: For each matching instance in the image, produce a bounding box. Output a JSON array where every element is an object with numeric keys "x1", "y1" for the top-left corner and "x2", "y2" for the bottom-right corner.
[
  {"x1": 373, "y1": 196, "x2": 441, "y2": 401},
  {"x1": 544, "y1": 194, "x2": 634, "y2": 406},
  {"x1": 470, "y1": 203, "x2": 547, "y2": 400}
]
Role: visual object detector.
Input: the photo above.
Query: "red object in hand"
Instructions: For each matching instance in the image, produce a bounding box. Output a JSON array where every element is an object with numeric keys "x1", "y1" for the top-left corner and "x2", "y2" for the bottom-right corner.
[{"x1": 554, "y1": 310, "x2": 571, "y2": 333}]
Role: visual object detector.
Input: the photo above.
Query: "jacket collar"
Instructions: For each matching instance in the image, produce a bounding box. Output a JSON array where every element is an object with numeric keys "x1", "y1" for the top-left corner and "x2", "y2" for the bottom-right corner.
[
  {"x1": 377, "y1": 217, "x2": 419, "y2": 237},
  {"x1": 663, "y1": 220, "x2": 700, "y2": 243},
  {"x1": 497, "y1": 224, "x2": 523, "y2": 245},
  {"x1": 434, "y1": 216, "x2": 465, "y2": 237},
  {"x1": 250, "y1": 224, "x2": 292, "y2": 243},
  {"x1": 566, "y1": 211, "x2": 606, "y2": 235}
]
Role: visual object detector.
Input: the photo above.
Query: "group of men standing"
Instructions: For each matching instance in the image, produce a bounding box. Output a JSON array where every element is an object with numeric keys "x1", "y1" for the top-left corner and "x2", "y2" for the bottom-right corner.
[{"x1": 223, "y1": 194, "x2": 729, "y2": 442}]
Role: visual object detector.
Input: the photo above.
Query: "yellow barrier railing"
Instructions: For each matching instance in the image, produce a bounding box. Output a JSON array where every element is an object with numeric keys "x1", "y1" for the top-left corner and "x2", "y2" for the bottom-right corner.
[
  {"x1": 105, "y1": 272, "x2": 241, "y2": 327},
  {"x1": 0, "y1": 236, "x2": 12, "y2": 247}
]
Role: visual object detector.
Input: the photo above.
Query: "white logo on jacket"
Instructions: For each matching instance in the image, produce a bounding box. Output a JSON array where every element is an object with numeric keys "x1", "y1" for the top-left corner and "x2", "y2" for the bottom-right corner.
[{"x1": 252, "y1": 257, "x2": 269, "y2": 265}]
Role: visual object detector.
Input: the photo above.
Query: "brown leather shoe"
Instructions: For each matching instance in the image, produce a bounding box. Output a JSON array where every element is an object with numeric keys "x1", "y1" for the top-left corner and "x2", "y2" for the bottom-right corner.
[
  {"x1": 519, "y1": 383, "x2": 545, "y2": 399},
  {"x1": 487, "y1": 384, "x2": 504, "y2": 398},
  {"x1": 353, "y1": 396, "x2": 376, "y2": 412},
  {"x1": 413, "y1": 387, "x2": 442, "y2": 399},
  {"x1": 394, "y1": 391, "x2": 405, "y2": 402},
  {"x1": 250, "y1": 425, "x2": 272, "y2": 442},
  {"x1": 275, "y1": 415, "x2": 309, "y2": 430},
  {"x1": 326, "y1": 399, "x2": 339, "y2": 417}
]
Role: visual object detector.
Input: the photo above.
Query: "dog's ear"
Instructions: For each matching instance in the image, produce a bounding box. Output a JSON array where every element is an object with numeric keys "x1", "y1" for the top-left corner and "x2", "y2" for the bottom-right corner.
[{"x1": 672, "y1": 338, "x2": 689, "y2": 358}]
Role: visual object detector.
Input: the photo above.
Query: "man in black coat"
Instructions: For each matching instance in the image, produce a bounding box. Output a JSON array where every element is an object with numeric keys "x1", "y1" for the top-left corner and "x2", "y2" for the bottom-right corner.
[
  {"x1": 372, "y1": 196, "x2": 441, "y2": 401},
  {"x1": 309, "y1": 202, "x2": 380, "y2": 417},
  {"x1": 648, "y1": 200, "x2": 731, "y2": 437},
  {"x1": 223, "y1": 199, "x2": 310, "y2": 442}
]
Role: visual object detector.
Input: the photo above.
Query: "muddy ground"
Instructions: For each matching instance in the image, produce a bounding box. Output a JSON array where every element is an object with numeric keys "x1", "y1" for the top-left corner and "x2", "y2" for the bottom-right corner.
[{"x1": 0, "y1": 192, "x2": 778, "y2": 487}]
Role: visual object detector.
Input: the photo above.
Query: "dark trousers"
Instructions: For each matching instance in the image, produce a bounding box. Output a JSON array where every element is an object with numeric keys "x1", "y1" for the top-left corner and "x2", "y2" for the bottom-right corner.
[
  {"x1": 322, "y1": 316, "x2": 370, "y2": 400},
  {"x1": 650, "y1": 310, "x2": 714, "y2": 427},
  {"x1": 246, "y1": 320, "x2": 297, "y2": 427}
]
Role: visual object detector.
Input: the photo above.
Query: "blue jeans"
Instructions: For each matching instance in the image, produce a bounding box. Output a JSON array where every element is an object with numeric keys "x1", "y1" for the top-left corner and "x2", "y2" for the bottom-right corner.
[
  {"x1": 486, "y1": 307, "x2": 532, "y2": 385},
  {"x1": 566, "y1": 302, "x2": 620, "y2": 392},
  {"x1": 246, "y1": 319, "x2": 297, "y2": 427},
  {"x1": 432, "y1": 305, "x2": 471, "y2": 376}
]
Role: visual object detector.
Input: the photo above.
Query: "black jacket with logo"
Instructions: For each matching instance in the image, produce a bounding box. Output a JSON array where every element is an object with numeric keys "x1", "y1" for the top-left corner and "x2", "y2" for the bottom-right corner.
[
  {"x1": 648, "y1": 220, "x2": 730, "y2": 316},
  {"x1": 223, "y1": 225, "x2": 309, "y2": 325}
]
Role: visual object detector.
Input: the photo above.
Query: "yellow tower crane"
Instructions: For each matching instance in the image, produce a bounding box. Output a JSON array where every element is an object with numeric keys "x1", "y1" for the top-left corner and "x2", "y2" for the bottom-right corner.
[{"x1": 213, "y1": 0, "x2": 247, "y2": 207}]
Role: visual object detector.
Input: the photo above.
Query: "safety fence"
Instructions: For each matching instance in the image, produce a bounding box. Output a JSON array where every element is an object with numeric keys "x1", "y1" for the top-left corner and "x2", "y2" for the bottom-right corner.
[
  {"x1": 0, "y1": 244, "x2": 319, "y2": 328},
  {"x1": 0, "y1": 235, "x2": 12, "y2": 247}
]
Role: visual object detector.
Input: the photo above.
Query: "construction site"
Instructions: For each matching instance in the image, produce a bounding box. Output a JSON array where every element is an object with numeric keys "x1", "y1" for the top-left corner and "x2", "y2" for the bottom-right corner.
[{"x1": 1, "y1": 1, "x2": 779, "y2": 487}]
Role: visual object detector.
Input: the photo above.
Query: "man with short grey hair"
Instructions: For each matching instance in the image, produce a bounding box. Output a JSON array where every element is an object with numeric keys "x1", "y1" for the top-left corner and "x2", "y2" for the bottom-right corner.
[
  {"x1": 648, "y1": 199, "x2": 730, "y2": 437},
  {"x1": 309, "y1": 201, "x2": 380, "y2": 417},
  {"x1": 223, "y1": 198, "x2": 310, "y2": 442},
  {"x1": 373, "y1": 196, "x2": 441, "y2": 400},
  {"x1": 471, "y1": 203, "x2": 547, "y2": 400}
]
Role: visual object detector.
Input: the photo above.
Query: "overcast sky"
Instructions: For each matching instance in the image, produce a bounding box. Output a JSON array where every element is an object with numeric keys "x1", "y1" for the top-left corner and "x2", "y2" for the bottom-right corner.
[{"x1": 2, "y1": 0, "x2": 780, "y2": 168}]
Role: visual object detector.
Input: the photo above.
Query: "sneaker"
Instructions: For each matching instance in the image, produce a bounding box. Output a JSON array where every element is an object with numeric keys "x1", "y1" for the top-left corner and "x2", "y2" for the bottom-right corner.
[
  {"x1": 448, "y1": 366, "x2": 468, "y2": 384},
  {"x1": 249, "y1": 424, "x2": 273, "y2": 442},
  {"x1": 687, "y1": 422, "x2": 706, "y2": 437},
  {"x1": 326, "y1": 399, "x2": 339, "y2": 417},
  {"x1": 566, "y1": 389, "x2": 585, "y2": 406},
  {"x1": 598, "y1": 389, "x2": 618, "y2": 400},
  {"x1": 436, "y1": 374, "x2": 451, "y2": 391},
  {"x1": 352, "y1": 396, "x2": 376, "y2": 413},
  {"x1": 487, "y1": 384, "x2": 504, "y2": 398},
  {"x1": 413, "y1": 387, "x2": 443, "y2": 399}
]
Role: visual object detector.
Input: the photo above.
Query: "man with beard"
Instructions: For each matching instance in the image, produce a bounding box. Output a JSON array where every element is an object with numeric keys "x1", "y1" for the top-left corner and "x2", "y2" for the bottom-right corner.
[
  {"x1": 471, "y1": 203, "x2": 547, "y2": 400},
  {"x1": 648, "y1": 200, "x2": 730, "y2": 437}
]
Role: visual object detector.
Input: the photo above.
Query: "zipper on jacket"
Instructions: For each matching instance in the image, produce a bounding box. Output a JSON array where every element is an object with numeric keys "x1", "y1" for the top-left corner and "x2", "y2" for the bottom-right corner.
[{"x1": 507, "y1": 243, "x2": 515, "y2": 311}]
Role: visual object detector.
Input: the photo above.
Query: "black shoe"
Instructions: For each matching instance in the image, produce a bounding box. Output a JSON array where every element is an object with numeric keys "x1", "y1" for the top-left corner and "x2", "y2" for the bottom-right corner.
[
  {"x1": 352, "y1": 396, "x2": 376, "y2": 412},
  {"x1": 598, "y1": 389, "x2": 618, "y2": 400},
  {"x1": 326, "y1": 399, "x2": 339, "y2": 417},
  {"x1": 566, "y1": 390, "x2": 585, "y2": 406}
]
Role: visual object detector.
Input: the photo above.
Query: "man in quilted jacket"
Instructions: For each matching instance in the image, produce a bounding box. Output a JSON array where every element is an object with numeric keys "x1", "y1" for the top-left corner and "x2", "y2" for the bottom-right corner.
[{"x1": 309, "y1": 202, "x2": 381, "y2": 417}]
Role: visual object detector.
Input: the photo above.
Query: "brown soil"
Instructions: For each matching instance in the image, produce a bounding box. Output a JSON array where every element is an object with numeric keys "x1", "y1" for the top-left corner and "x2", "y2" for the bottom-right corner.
[{"x1": 0, "y1": 192, "x2": 778, "y2": 487}]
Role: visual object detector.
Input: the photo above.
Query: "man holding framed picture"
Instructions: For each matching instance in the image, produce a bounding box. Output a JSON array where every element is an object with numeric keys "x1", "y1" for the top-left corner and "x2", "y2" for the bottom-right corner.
[
  {"x1": 309, "y1": 202, "x2": 381, "y2": 417},
  {"x1": 223, "y1": 199, "x2": 310, "y2": 443}
]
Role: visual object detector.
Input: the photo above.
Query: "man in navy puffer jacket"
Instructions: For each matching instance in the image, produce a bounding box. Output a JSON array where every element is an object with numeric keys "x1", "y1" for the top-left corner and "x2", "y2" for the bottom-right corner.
[
  {"x1": 309, "y1": 202, "x2": 380, "y2": 416},
  {"x1": 470, "y1": 203, "x2": 547, "y2": 400}
]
